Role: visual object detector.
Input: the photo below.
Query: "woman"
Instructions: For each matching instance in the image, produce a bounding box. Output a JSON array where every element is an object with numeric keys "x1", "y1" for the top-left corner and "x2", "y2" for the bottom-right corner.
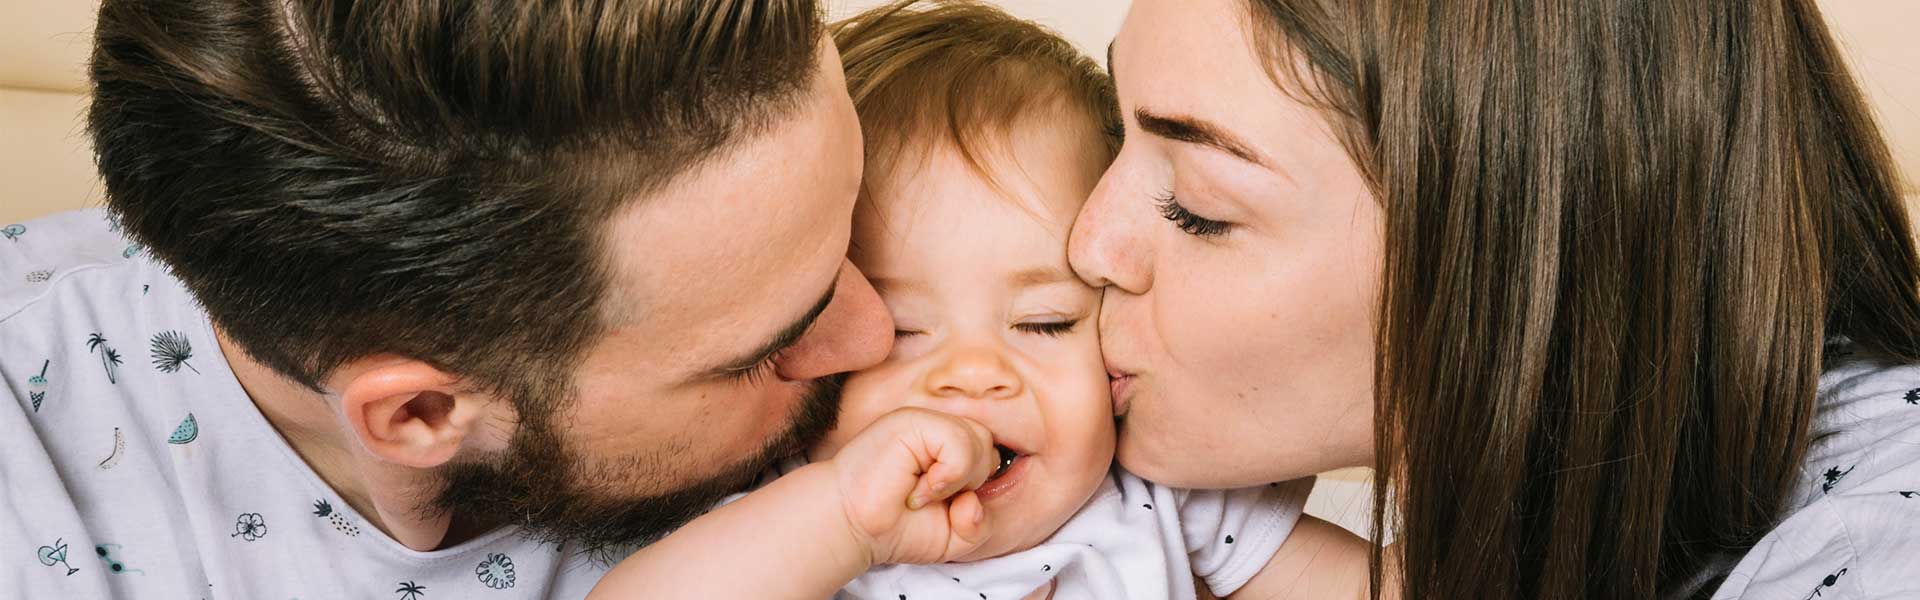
[{"x1": 1071, "y1": 0, "x2": 1920, "y2": 598}]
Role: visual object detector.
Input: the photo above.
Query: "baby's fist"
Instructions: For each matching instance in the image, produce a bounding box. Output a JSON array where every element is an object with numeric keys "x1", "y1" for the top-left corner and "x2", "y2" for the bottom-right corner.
[{"x1": 826, "y1": 407, "x2": 998, "y2": 565}]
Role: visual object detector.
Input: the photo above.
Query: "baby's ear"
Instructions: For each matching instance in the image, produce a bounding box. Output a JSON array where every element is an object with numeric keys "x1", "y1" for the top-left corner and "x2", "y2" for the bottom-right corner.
[{"x1": 335, "y1": 356, "x2": 492, "y2": 468}]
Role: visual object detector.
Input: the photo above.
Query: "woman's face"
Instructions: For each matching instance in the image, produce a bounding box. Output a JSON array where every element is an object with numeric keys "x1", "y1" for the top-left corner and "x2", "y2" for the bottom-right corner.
[{"x1": 1070, "y1": 0, "x2": 1381, "y2": 488}]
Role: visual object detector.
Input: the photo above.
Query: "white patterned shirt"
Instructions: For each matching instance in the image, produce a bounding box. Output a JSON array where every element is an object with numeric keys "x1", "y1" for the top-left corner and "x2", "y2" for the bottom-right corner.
[
  {"x1": 1708, "y1": 344, "x2": 1920, "y2": 599},
  {"x1": 1, "y1": 209, "x2": 613, "y2": 599}
]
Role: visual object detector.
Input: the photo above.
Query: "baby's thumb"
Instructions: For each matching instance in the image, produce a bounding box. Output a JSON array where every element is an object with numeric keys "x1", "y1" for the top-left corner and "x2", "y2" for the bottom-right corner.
[{"x1": 942, "y1": 491, "x2": 991, "y2": 559}]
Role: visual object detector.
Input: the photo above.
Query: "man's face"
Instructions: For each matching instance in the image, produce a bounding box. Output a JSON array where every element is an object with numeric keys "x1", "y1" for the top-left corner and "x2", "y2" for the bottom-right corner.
[{"x1": 436, "y1": 39, "x2": 890, "y2": 553}]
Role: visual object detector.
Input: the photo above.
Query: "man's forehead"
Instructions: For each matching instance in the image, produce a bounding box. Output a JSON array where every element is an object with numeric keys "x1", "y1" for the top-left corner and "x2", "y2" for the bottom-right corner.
[{"x1": 593, "y1": 44, "x2": 858, "y2": 369}]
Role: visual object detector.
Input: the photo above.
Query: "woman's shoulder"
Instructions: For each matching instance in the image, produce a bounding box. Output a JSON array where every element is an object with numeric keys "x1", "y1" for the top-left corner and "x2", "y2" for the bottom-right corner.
[
  {"x1": 1803, "y1": 346, "x2": 1920, "y2": 503},
  {"x1": 1710, "y1": 347, "x2": 1920, "y2": 599}
]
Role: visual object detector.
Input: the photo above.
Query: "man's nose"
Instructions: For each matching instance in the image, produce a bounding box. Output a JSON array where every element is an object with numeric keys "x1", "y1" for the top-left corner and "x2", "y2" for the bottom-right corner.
[
  {"x1": 922, "y1": 342, "x2": 1023, "y2": 400},
  {"x1": 775, "y1": 261, "x2": 893, "y2": 381}
]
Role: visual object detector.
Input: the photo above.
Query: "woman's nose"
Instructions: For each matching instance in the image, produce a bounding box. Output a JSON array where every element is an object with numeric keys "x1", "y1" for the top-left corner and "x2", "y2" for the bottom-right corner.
[
  {"x1": 1068, "y1": 160, "x2": 1154, "y2": 294},
  {"x1": 923, "y1": 344, "x2": 1023, "y2": 400}
]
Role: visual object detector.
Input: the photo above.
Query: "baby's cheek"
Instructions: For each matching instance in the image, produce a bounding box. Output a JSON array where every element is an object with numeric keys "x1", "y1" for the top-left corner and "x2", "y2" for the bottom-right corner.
[{"x1": 1039, "y1": 361, "x2": 1119, "y2": 453}]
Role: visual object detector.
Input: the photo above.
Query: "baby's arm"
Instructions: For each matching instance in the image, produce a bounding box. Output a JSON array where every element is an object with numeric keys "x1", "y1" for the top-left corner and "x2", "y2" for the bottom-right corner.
[
  {"x1": 588, "y1": 407, "x2": 1000, "y2": 600},
  {"x1": 1228, "y1": 516, "x2": 1372, "y2": 600}
]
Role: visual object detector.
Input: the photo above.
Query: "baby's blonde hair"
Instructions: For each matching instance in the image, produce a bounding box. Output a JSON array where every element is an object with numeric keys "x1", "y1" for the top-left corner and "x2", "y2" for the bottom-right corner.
[{"x1": 832, "y1": 0, "x2": 1120, "y2": 189}]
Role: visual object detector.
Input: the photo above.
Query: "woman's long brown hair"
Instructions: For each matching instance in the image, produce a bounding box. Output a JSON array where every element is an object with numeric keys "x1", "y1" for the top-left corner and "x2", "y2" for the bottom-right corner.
[{"x1": 1241, "y1": 1, "x2": 1920, "y2": 597}]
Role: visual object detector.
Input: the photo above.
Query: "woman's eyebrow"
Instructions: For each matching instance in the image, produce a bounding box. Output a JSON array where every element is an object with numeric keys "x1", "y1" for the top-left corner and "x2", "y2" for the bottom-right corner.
[{"x1": 1133, "y1": 108, "x2": 1270, "y2": 167}]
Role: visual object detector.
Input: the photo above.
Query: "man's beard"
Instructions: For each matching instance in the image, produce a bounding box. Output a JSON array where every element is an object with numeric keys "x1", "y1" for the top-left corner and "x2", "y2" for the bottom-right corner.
[{"x1": 432, "y1": 375, "x2": 844, "y2": 561}]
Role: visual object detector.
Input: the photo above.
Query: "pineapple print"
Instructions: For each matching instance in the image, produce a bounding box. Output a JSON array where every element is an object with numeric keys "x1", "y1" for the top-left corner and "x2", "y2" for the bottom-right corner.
[{"x1": 312, "y1": 499, "x2": 362, "y2": 537}]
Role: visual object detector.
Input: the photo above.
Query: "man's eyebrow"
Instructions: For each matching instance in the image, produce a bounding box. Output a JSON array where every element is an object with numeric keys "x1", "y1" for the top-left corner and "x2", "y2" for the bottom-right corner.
[
  {"x1": 1134, "y1": 108, "x2": 1268, "y2": 167},
  {"x1": 706, "y1": 280, "x2": 837, "y2": 380},
  {"x1": 1008, "y1": 266, "x2": 1075, "y2": 289}
]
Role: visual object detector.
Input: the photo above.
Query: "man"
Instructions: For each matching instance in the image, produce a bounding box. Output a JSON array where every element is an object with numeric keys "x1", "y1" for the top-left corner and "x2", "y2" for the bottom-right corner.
[{"x1": 1, "y1": 1, "x2": 889, "y2": 597}]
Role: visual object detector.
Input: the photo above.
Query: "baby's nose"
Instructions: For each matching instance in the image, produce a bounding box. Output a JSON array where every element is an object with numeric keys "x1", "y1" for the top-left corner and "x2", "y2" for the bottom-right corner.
[{"x1": 925, "y1": 345, "x2": 1022, "y2": 400}]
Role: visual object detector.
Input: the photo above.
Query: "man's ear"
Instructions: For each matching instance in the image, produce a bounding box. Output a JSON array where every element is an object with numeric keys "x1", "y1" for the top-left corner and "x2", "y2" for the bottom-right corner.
[{"x1": 337, "y1": 358, "x2": 491, "y2": 469}]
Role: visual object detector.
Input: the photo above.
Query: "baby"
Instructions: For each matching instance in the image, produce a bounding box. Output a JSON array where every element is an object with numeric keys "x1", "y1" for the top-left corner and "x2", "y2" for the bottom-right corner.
[{"x1": 591, "y1": 2, "x2": 1311, "y2": 598}]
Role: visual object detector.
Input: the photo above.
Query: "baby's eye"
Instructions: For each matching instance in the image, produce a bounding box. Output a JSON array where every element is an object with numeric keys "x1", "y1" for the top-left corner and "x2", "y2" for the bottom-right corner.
[
  {"x1": 893, "y1": 328, "x2": 924, "y2": 338},
  {"x1": 1013, "y1": 320, "x2": 1079, "y2": 338}
]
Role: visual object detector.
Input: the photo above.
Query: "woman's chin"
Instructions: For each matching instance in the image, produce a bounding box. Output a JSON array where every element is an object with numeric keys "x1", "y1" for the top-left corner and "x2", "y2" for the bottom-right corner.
[
  {"x1": 1116, "y1": 422, "x2": 1316, "y2": 489},
  {"x1": 1113, "y1": 425, "x2": 1213, "y2": 488}
]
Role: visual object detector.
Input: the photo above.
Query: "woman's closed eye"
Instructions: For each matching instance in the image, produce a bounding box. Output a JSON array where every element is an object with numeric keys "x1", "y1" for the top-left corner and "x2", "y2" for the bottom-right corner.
[{"x1": 1155, "y1": 191, "x2": 1232, "y2": 237}]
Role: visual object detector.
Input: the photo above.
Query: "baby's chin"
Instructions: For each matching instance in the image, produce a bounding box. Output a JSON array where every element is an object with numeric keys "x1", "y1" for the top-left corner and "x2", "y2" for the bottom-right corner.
[{"x1": 955, "y1": 453, "x2": 1108, "y2": 561}]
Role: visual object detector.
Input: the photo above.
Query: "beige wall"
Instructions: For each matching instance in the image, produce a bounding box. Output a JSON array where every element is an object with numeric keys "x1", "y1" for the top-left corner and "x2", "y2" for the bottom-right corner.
[{"x1": 4, "y1": 0, "x2": 1917, "y2": 225}]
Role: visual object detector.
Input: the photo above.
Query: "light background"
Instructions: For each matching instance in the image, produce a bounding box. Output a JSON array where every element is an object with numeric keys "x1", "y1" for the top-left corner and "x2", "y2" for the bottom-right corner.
[{"x1": 5, "y1": 0, "x2": 1918, "y2": 539}]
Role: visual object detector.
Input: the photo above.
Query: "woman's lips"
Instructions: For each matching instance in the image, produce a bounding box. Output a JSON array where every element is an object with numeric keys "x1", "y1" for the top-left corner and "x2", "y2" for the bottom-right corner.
[{"x1": 1107, "y1": 367, "x2": 1137, "y2": 416}]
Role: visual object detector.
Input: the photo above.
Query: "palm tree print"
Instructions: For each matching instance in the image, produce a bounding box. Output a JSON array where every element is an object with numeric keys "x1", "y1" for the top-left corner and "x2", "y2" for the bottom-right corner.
[
  {"x1": 1905, "y1": 388, "x2": 1919, "y2": 405},
  {"x1": 149, "y1": 331, "x2": 200, "y2": 374},
  {"x1": 87, "y1": 333, "x2": 124, "y2": 384},
  {"x1": 395, "y1": 580, "x2": 426, "y2": 600},
  {"x1": 2, "y1": 224, "x2": 24, "y2": 242}
]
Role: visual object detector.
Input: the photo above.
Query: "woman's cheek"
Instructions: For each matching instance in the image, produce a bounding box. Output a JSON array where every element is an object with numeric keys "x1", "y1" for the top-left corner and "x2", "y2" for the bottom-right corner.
[{"x1": 1157, "y1": 251, "x2": 1271, "y2": 394}]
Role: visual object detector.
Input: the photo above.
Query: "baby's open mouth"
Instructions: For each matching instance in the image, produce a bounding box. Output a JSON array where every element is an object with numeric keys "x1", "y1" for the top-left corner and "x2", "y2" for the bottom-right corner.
[
  {"x1": 990, "y1": 444, "x2": 1020, "y2": 481},
  {"x1": 978, "y1": 442, "x2": 1030, "y2": 500}
]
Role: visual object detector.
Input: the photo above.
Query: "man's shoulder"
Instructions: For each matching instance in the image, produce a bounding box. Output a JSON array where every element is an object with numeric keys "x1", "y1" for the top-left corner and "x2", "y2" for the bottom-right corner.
[{"x1": 1, "y1": 209, "x2": 150, "y2": 324}]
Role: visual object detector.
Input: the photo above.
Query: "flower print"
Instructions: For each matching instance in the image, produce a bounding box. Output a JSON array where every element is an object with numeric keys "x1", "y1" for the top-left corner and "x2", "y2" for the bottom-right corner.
[
  {"x1": 1820, "y1": 465, "x2": 1856, "y2": 493},
  {"x1": 231, "y1": 513, "x2": 267, "y2": 541},
  {"x1": 476, "y1": 553, "x2": 516, "y2": 590}
]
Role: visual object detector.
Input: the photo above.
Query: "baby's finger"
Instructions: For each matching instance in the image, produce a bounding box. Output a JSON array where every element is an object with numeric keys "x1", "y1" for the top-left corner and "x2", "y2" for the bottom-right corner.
[
  {"x1": 943, "y1": 490, "x2": 990, "y2": 559},
  {"x1": 947, "y1": 416, "x2": 997, "y2": 496},
  {"x1": 907, "y1": 417, "x2": 996, "y2": 509}
]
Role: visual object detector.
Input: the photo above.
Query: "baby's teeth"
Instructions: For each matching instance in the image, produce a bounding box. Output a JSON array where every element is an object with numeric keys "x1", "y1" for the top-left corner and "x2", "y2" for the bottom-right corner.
[{"x1": 991, "y1": 445, "x2": 1017, "y2": 479}]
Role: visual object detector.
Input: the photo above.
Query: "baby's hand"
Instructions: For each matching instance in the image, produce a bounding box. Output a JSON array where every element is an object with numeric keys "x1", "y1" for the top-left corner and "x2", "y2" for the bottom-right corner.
[{"x1": 823, "y1": 407, "x2": 998, "y2": 566}]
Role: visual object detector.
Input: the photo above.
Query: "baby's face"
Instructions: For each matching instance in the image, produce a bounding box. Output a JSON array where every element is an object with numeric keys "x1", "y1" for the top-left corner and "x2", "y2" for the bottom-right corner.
[{"x1": 815, "y1": 123, "x2": 1114, "y2": 561}]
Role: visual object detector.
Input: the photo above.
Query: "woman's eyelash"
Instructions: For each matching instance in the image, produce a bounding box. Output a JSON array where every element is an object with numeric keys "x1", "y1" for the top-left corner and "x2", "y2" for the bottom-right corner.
[
  {"x1": 1155, "y1": 191, "x2": 1232, "y2": 237},
  {"x1": 1014, "y1": 320, "x2": 1079, "y2": 337}
]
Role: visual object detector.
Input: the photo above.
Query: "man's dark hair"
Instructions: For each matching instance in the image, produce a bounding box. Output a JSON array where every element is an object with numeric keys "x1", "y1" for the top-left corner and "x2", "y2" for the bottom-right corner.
[{"x1": 87, "y1": 0, "x2": 824, "y2": 403}]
